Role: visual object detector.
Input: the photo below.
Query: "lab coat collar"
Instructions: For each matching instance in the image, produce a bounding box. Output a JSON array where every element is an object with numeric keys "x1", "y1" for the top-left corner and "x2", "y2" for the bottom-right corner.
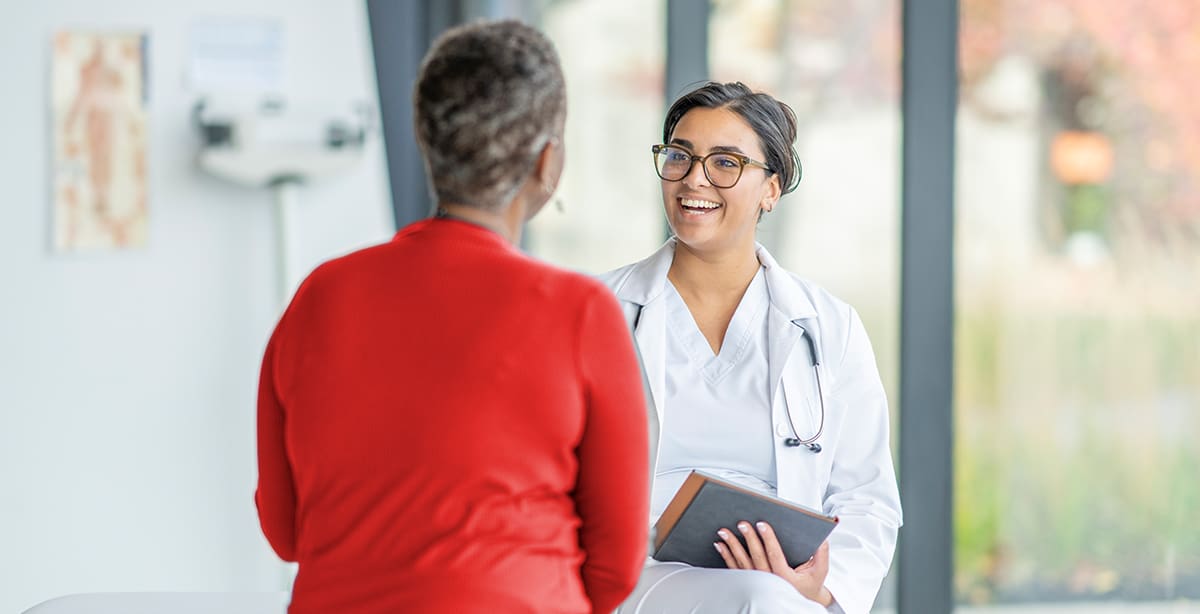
[
  {"x1": 756, "y1": 243, "x2": 819, "y2": 322},
  {"x1": 613, "y1": 238, "x2": 819, "y2": 322},
  {"x1": 611, "y1": 239, "x2": 675, "y2": 307}
]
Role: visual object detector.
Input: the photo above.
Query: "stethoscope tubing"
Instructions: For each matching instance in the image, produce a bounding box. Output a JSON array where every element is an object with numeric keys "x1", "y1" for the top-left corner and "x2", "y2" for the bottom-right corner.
[{"x1": 782, "y1": 326, "x2": 826, "y2": 453}]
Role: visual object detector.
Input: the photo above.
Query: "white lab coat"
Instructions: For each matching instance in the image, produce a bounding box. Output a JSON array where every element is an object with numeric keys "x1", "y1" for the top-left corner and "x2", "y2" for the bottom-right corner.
[{"x1": 599, "y1": 239, "x2": 903, "y2": 614}]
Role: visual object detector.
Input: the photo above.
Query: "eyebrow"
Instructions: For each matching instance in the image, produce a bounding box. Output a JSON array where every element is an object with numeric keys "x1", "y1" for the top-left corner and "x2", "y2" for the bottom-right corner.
[{"x1": 669, "y1": 138, "x2": 749, "y2": 155}]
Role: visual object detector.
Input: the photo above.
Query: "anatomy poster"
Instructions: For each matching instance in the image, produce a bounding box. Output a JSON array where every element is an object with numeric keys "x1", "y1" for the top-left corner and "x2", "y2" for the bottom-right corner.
[{"x1": 52, "y1": 31, "x2": 148, "y2": 251}]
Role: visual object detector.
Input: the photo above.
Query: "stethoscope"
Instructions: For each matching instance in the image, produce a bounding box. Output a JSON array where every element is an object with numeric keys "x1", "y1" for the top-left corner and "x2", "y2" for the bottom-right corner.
[{"x1": 782, "y1": 324, "x2": 825, "y2": 454}]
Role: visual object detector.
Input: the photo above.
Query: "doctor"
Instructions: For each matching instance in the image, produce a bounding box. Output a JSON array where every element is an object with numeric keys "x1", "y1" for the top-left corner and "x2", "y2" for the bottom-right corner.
[{"x1": 602, "y1": 82, "x2": 902, "y2": 614}]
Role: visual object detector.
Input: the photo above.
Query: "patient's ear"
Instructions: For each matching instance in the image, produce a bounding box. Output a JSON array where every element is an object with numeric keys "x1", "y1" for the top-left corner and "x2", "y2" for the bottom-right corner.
[{"x1": 534, "y1": 136, "x2": 562, "y2": 193}]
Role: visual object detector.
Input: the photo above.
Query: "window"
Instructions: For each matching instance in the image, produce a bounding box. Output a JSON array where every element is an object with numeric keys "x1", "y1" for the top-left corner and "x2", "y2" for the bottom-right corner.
[
  {"x1": 956, "y1": 1, "x2": 1200, "y2": 608},
  {"x1": 526, "y1": 0, "x2": 667, "y2": 274}
]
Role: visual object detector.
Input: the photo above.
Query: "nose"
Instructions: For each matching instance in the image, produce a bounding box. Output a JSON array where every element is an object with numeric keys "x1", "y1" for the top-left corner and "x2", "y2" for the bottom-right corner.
[{"x1": 681, "y1": 157, "x2": 710, "y2": 188}]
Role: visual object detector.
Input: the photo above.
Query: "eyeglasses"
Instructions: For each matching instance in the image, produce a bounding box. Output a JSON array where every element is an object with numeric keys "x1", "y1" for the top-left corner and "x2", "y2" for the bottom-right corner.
[{"x1": 651, "y1": 144, "x2": 773, "y2": 188}]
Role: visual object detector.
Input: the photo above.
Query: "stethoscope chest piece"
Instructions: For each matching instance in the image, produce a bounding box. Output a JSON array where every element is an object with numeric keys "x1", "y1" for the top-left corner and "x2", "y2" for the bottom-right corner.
[{"x1": 784, "y1": 437, "x2": 822, "y2": 453}]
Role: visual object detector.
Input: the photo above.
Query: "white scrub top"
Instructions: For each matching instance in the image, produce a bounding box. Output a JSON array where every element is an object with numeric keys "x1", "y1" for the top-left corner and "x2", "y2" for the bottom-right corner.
[{"x1": 651, "y1": 267, "x2": 776, "y2": 521}]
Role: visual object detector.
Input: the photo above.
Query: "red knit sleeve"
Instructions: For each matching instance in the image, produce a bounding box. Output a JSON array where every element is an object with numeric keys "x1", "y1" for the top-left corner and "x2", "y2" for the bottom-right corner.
[
  {"x1": 573, "y1": 285, "x2": 650, "y2": 613},
  {"x1": 255, "y1": 329, "x2": 298, "y2": 562}
]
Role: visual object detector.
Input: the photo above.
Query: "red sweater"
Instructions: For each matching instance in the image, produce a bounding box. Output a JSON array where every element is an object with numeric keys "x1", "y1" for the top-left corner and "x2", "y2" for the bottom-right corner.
[{"x1": 256, "y1": 218, "x2": 650, "y2": 613}]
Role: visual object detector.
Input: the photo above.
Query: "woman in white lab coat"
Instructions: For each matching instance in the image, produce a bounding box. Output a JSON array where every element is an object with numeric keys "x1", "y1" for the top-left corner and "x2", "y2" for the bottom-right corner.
[{"x1": 600, "y1": 82, "x2": 902, "y2": 614}]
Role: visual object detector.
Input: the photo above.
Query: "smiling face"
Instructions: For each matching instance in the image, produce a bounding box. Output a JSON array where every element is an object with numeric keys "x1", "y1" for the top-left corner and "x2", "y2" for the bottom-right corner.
[{"x1": 661, "y1": 107, "x2": 781, "y2": 257}]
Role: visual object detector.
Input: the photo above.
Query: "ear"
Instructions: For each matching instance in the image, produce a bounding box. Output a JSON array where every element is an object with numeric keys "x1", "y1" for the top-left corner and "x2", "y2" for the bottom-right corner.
[
  {"x1": 762, "y1": 173, "x2": 782, "y2": 212},
  {"x1": 533, "y1": 137, "x2": 561, "y2": 191}
]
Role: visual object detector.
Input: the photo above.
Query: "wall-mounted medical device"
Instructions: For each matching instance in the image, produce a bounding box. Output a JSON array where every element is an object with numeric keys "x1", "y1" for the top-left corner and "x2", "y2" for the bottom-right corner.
[
  {"x1": 193, "y1": 97, "x2": 372, "y2": 303},
  {"x1": 193, "y1": 97, "x2": 368, "y2": 187}
]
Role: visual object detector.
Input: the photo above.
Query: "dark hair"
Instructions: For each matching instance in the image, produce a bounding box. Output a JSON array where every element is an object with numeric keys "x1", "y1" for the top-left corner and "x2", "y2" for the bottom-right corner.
[
  {"x1": 663, "y1": 82, "x2": 802, "y2": 195},
  {"x1": 414, "y1": 20, "x2": 566, "y2": 210}
]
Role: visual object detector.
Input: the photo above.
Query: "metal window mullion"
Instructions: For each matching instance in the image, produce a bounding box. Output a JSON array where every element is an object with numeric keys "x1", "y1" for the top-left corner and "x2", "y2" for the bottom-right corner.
[
  {"x1": 367, "y1": 1, "x2": 468, "y2": 230},
  {"x1": 897, "y1": 0, "x2": 958, "y2": 613}
]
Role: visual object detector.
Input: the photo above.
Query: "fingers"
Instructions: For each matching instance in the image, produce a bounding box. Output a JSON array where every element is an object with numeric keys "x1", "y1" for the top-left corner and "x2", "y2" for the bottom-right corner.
[
  {"x1": 714, "y1": 540, "x2": 737, "y2": 569},
  {"x1": 794, "y1": 540, "x2": 831, "y2": 574},
  {"x1": 753, "y1": 521, "x2": 793, "y2": 574},
  {"x1": 814, "y1": 541, "x2": 830, "y2": 568},
  {"x1": 737, "y1": 521, "x2": 771, "y2": 571},
  {"x1": 717, "y1": 528, "x2": 753, "y2": 569}
]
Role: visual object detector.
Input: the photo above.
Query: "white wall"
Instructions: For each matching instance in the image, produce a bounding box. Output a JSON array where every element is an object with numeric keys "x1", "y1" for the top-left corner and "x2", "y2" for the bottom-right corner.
[{"x1": 0, "y1": 1, "x2": 393, "y2": 611}]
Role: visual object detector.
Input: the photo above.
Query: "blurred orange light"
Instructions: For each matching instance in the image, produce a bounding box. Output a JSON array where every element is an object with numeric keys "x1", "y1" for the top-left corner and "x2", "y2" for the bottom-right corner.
[{"x1": 1050, "y1": 130, "x2": 1114, "y2": 185}]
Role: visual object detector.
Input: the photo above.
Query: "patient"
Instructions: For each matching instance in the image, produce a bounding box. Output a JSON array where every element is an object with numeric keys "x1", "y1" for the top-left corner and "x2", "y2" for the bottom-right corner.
[{"x1": 254, "y1": 20, "x2": 650, "y2": 614}]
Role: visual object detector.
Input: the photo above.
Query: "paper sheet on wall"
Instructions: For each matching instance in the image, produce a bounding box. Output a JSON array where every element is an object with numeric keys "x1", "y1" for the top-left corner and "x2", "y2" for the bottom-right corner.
[
  {"x1": 188, "y1": 18, "x2": 283, "y2": 92},
  {"x1": 51, "y1": 31, "x2": 149, "y2": 252}
]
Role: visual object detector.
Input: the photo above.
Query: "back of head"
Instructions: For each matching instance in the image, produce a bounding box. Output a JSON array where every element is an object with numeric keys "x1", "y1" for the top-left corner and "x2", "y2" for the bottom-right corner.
[
  {"x1": 663, "y1": 82, "x2": 802, "y2": 195},
  {"x1": 414, "y1": 20, "x2": 566, "y2": 211}
]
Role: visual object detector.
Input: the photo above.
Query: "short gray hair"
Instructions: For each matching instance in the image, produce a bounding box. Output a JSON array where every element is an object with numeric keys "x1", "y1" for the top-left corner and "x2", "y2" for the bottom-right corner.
[{"x1": 414, "y1": 20, "x2": 566, "y2": 211}]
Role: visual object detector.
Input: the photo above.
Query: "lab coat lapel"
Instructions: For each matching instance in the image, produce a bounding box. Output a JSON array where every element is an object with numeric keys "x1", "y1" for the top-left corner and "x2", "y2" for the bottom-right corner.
[
  {"x1": 767, "y1": 306, "x2": 805, "y2": 410},
  {"x1": 612, "y1": 239, "x2": 675, "y2": 426},
  {"x1": 633, "y1": 301, "x2": 667, "y2": 425},
  {"x1": 759, "y1": 243, "x2": 817, "y2": 406}
]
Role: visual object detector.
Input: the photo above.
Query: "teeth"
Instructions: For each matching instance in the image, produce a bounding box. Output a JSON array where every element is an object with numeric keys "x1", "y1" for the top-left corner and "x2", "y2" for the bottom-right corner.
[{"x1": 681, "y1": 198, "x2": 721, "y2": 209}]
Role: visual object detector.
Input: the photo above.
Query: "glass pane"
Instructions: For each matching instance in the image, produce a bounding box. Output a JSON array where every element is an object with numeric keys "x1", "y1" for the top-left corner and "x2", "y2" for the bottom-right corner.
[
  {"x1": 957, "y1": 1, "x2": 1200, "y2": 610},
  {"x1": 526, "y1": 0, "x2": 667, "y2": 273},
  {"x1": 710, "y1": 0, "x2": 902, "y2": 610}
]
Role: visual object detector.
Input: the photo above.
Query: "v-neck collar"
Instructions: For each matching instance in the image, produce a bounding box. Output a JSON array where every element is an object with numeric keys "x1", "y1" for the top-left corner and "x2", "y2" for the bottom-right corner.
[{"x1": 665, "y1": 267, "x2": 768, "y2": 385}]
